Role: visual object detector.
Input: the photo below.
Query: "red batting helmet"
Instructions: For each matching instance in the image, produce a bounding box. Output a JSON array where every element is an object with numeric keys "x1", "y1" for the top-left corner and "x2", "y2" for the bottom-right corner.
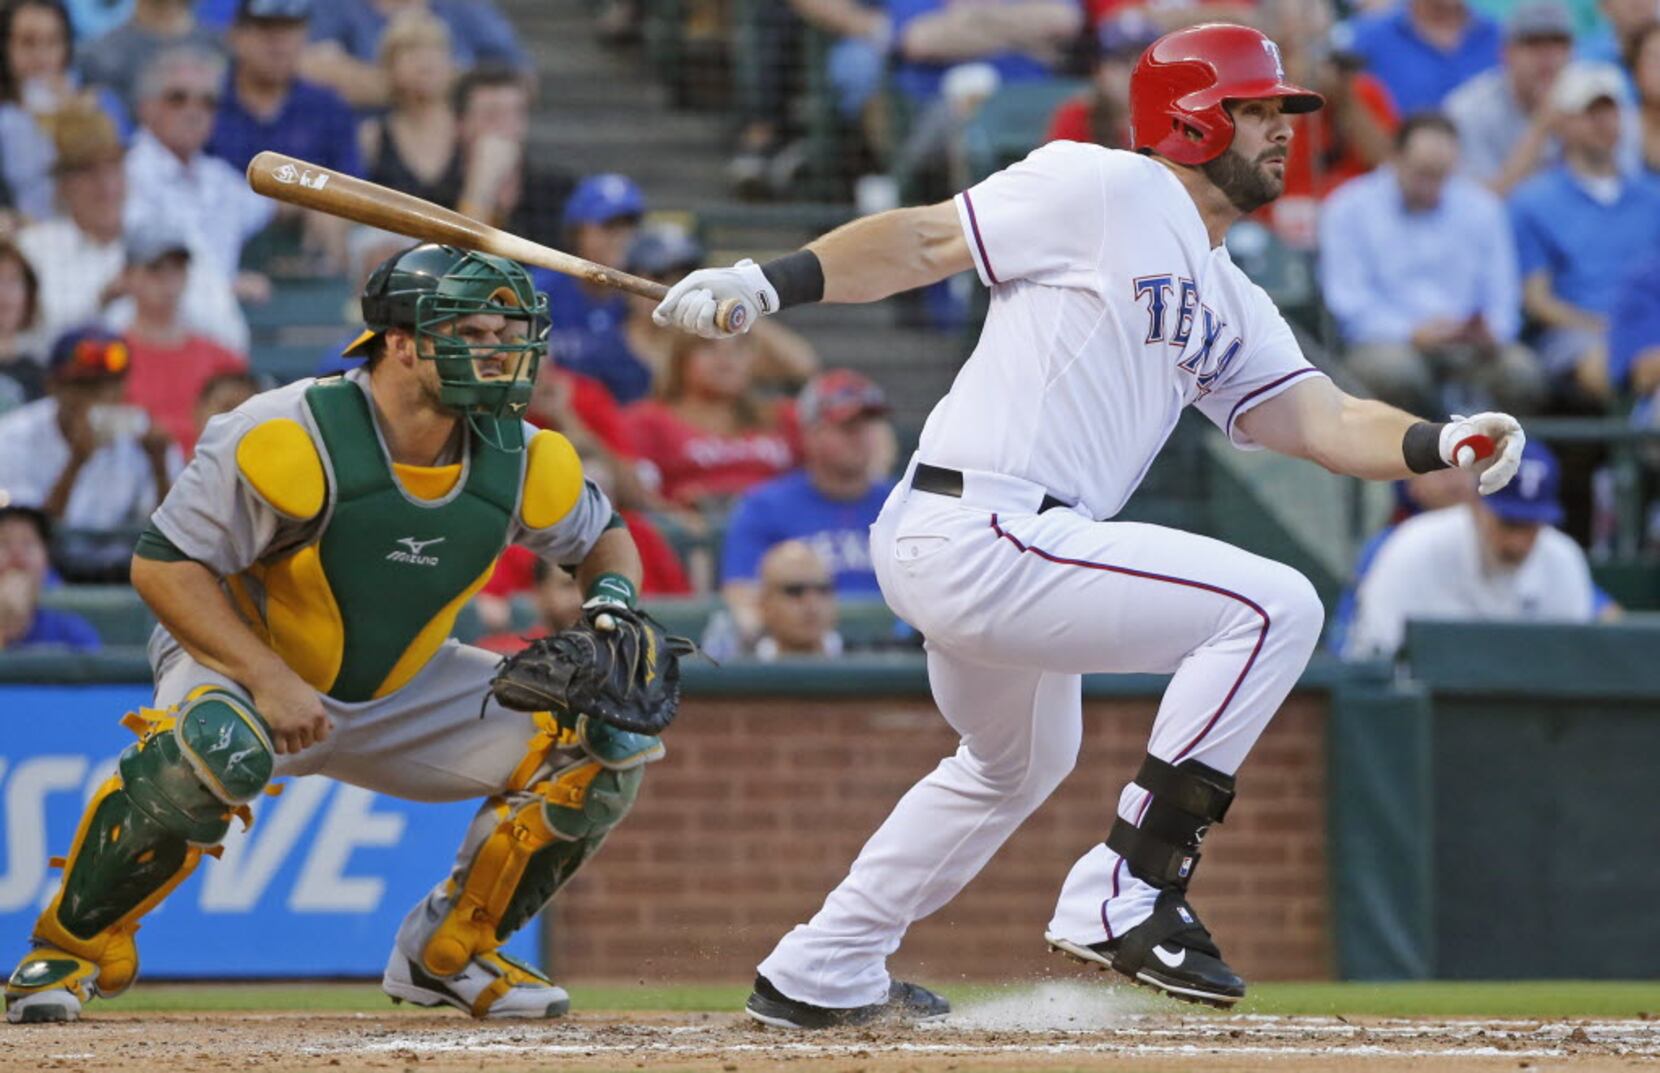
[{"x1": 1130, "y1": 23, "x2": 1324, "y2": 166}]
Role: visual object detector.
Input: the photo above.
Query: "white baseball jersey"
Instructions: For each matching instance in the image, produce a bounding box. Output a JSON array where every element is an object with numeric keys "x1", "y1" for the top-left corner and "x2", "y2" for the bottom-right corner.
[
  {"x1": 1344, "y1": 504, "x2": 1596, "y2": 659},
  {"x1": 924, "y1": 142, "x2": 1324, "y2": 519}
]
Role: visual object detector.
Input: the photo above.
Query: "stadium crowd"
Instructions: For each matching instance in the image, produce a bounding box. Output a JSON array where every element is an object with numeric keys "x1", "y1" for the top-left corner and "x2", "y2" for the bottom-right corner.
[{"x1": 0, "y1": 0, "x2": 1655, "y2": 661}]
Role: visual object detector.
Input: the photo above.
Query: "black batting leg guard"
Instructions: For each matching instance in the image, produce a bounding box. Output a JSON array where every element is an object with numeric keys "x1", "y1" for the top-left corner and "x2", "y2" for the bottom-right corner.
[{"x1": 1048, "y1": 756, "x2": 1244, "y2": 1006}]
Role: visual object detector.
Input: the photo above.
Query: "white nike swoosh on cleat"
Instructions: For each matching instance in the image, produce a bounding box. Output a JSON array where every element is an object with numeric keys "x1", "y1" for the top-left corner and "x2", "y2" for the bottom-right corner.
[{"x1": 1151, "y1": 945, "x2": 1187, "y2": 968}]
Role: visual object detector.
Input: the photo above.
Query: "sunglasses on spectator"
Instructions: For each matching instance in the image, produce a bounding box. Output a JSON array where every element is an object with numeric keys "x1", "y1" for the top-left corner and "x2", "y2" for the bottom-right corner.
[
  {"x1": 162, "y1": 88, "x2": 220, "y2": 109},
  {"x1": 773, "y1": 581, "x2": 833, "y2": 598},
  {"x1": 61, "y1": 338, "x2": 130, "y2": 378}
]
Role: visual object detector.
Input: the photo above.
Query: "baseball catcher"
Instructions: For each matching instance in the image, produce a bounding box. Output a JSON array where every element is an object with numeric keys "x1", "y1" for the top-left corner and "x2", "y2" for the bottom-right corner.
[{"x1": 5, "y1": 244, "x2": 687, "y2": 1023}]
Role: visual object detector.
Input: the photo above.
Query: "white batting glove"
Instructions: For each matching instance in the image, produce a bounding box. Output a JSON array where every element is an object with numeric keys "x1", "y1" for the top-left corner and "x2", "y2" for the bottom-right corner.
[
  {"x1": 651, "y1": 259, "x2": 776, "y2": 338},
  {"x1": 1441, "y1": 412, "x2": 1526, "y2": 495}
]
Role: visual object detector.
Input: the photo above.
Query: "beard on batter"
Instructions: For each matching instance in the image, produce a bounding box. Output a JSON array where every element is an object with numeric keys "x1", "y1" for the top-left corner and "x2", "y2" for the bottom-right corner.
[{"x1": 1200, "y1": 146, "x2": 1286, "y2": 214}]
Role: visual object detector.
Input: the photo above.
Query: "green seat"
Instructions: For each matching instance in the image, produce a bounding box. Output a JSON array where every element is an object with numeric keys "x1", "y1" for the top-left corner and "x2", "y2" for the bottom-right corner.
[
  {"x1": 252, "y1": 342, "x2": 331, "y2": 384},
  {"x1": 38, "y1": 585, "x2": 156, "y2": 646},
  {"x1": 242, "y1": 280, "x2": 353, "y2": 332},
  {"x1": 962, "y1": 79, "x2": 1087, "y2": 183}
]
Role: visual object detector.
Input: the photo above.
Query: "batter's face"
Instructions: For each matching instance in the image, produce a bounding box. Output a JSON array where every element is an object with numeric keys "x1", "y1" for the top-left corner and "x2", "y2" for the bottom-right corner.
[{"x1": 1202, "y1": 98, "x2": 1292, "y2": 214}]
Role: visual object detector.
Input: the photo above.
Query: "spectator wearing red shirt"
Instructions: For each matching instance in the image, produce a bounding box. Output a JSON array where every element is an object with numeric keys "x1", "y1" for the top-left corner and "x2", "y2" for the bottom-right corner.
[
  {"x1": 623, "y1": 333, "x2": 798, "y2": 509},
  {"x1": 1046, "y1": 12, "x2": 1161, "y2": 148},
  {"x1": 120, "y1": 225, "x2": 247, "y2": 453},
  {"x1": 1262, "y1": 0, "x2": 1399, "y2": 248}
]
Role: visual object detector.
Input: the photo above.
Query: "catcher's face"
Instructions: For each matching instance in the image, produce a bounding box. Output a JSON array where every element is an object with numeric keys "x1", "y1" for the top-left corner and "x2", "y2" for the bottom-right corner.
[{"x1": 422, "y1": 312, "x2": 535, "y2": 383}]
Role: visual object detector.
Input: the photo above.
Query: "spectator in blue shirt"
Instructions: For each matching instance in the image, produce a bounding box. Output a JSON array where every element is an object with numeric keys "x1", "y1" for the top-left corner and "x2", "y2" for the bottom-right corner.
[
  {"x1": 207, "y1": 0, "x2": 358, "y2": 273},
  {"x1": 208, "y1": 0, "x2": 358, "y2": 176},
  {"x1": 1609, "y1": 252, "x2": 1660, "y2": 416},
  {"x1": 720, "y1": 368, "x2": 895, "y2": 644},
  {"x1": 0, "y1": 503, "x2": 99, "y2": 652},
  {"x1": 886, "y1": 0, "x2": 1082, "y2": 104},
  {"x1": 536, "y1": 173, "x2": 647, "y2": 404},
  {"x1": 1345, "y1": 0, "x2": 1504, "y2": 116},
  {"x1": 1511, "y1": 62, "x2": 1660, "y2": 400},
  {"x1": 1320, "y1": 113, "x2": 1543, "y2": 416},
  {"x1": 298, "y1": 0, "x2": 528, "y2": 110}
]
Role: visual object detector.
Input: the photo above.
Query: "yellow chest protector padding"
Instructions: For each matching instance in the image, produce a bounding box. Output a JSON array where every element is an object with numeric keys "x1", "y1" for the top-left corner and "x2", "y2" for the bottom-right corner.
[
  {"x1": 393, "y1": 461, "x2": 463, "y2": 501},
  {"x1": 235, "y1": 419, "x2": 326, "y2": 520},
  {"x1": 521, "y1": 430, "x2": 585, "y2": 530}
]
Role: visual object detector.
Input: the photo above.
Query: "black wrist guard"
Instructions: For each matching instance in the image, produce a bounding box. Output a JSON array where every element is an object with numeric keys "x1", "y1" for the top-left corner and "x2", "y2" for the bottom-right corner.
[
  {"x1": 759, "y1": 249, "x2": 825, "y2": 310},
  {"x1": 1403, "y1": 421, "x2": 1449, "y2": 474}
]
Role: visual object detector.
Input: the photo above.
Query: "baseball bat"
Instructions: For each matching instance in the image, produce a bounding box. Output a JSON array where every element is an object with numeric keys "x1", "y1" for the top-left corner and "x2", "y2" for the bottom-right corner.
[
  {"x1": 1453, "y1": 434, "x2": 1495, "y2": 467},
  {"x1": 245, "y1": 151, "x2": 749, "y2": 334}
]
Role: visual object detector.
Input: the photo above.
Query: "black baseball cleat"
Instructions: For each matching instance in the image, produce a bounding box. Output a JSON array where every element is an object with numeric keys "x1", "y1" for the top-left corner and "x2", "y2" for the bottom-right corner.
[
  {"x1": 744, "y1": 973, "x2": 950, "y2": 1029},
  {"x1": 1046, "y1": 890, "x2": 1245, "y2": 1008}
]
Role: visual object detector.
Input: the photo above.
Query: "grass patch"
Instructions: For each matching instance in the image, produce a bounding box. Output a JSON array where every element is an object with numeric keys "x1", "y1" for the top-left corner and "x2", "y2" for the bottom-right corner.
[{"x1": 99, "y1": 979, "x2": 1660, "y2": 1019}]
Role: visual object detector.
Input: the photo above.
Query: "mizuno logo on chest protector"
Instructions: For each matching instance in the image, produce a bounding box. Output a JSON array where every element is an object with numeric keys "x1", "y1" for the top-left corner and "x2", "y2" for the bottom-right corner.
[{"x1": 387, "y1": 536, "x2": 446, "y2": 566}]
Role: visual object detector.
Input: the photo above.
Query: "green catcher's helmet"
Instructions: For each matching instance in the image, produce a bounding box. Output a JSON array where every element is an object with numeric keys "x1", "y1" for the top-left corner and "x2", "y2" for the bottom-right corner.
[{"x1": 345, "y1": 243, "x2": 549, "y2": 450}]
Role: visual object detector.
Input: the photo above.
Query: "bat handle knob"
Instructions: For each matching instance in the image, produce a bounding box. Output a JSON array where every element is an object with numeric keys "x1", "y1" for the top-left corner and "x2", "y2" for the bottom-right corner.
[
  {"x1": 714, "y1": 298, "x2": 749, "y2": 335},
  {"x1": 1453, "y1": 433, "x2": 1496, "y2": 468}
]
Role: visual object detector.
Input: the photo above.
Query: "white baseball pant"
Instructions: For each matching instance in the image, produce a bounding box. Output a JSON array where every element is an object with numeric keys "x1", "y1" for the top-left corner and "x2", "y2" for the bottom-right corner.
[{"x1": 757, "y1": 462, "x2": 1324, "y2": 1008}]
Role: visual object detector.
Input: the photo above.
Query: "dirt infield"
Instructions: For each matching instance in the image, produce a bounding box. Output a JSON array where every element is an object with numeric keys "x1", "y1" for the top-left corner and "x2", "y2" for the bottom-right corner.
[{"x1": 8, "y1": 985, "x2": 1659, "y2": 1073}]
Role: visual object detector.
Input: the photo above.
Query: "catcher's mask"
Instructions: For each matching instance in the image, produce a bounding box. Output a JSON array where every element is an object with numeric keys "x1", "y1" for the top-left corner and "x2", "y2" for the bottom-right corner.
[{"x1": 345, "y1": 243, "x2": 550, "y2": 451}]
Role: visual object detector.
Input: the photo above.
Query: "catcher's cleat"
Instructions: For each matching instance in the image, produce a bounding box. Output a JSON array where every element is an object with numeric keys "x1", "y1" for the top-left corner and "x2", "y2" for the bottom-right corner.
[
  {"x1": 1046, "y1": 890, "x2": 1245, "y2": 1008},
  {"x1": 382, "y1": 947, "x2": 570, "y2": 1019},
  {"x1": 6, "y1": 947, "x2": 99, "y2": 1024},
  {"x1": 744, "y1": 973, "x2": 950, "y2": 1030}
]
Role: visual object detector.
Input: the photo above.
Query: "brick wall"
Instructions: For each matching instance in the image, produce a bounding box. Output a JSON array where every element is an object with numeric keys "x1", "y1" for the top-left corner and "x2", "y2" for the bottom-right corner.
[{"x1": 548, "y1": 692, "x2": 1330, "y2": 983}]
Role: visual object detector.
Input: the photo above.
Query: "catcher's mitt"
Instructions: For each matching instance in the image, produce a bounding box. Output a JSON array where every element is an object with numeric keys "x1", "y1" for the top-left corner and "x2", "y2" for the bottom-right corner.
[{"x1": 488, "y1": 608, "x2": 698, "y2": 734}]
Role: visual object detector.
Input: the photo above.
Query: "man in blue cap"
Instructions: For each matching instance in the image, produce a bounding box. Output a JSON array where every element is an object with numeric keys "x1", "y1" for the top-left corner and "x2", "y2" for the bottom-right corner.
[
  {"x1": 537, "y1": 173, "x2": 650, "y2": 404},
  {"x1": 1344, "y1": 440, "x2": 1598, "y2": 659}
]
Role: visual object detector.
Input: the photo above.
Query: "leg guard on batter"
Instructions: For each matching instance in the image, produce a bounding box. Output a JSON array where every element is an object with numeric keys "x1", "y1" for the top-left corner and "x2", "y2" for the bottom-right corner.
[
  {"x1": 1074, "y1": 755, "x2": 1244, "y2": 1006},
  {"x1": 5, "y1": 688, "x2": 274, "y2": 1023},
  {"x1": 385, "y1": 712, "x2": 662, "y2": 1019}
]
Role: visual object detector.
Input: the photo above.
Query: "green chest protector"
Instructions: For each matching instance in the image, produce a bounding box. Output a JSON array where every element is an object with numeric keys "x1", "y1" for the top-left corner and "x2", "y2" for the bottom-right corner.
[{"x1": 305, "y1": 378, "x2": 522, "y2": 702}]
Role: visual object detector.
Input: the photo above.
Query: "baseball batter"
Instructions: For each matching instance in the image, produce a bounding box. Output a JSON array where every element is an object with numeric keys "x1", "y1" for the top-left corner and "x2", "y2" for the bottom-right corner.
[
  {"x1": 654, "y1": 24, "x2": 1527, "y2": 1027},
  {"x1": 6, "y1": 246, "x2": 662, "y2": 1024}
]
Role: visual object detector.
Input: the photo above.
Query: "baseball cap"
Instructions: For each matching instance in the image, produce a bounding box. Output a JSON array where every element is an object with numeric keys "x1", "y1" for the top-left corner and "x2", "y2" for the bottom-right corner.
[
  {"x1": 627, "y1": 227, "x2": 704, "y2": 278},
  {"x1": 562, "y1": 173, "x2": 645, "y2": 229},
  {"x1": 1550, "y1": 62, "x2": 1627, "y2": 113},
  {"x1": 1507, "y1": 0, "x2": 1574, "y2": 42},
  {"x1": 0, "y1": 500, "x2": 50, "y2": 543},
  {"x1": 236, "y1": 0, "x2": 312, "y2": 21},
  {"x1": 49, "y1": 327, "x2": 130, "y2": 382},
  {"x1": 125, "y1": 221, "x2": 192, "y2": 267},
  {"x1": 798, "y1": 369, "x2": 889, "y2": 426},
  {"x1": 1483, "y1": 441, "x2": 1563, "y2": 525},
  {"x1": 50, "y1": 104, "x2": 122, "y2": 175}
]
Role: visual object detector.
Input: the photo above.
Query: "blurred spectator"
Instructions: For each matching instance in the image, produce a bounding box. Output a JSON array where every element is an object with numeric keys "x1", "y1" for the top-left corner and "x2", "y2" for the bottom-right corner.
[
  {"x1": 454, "y1": 63, "x2": 571, "y2": 249},
  {"x1": 720, "y1": 369, "x2": 893, "y2": 644},
  {"x1": 1045, "y1": 12, "x2": 1160, "y2": 148},
  {"x1": 0, "y1": 327, "x2": 177, "y2": 532},
  {"x1": 120, "y1": 224, "x2": 247, "y2": 454},
  {"x1": 1345, "y1": 0, "x2": 1504, "y2": 117},
  {"x1": 1320, "y1": 113, "x2": 1541, "y2": 415},
  {"x1": 125, "y1": 46, "x2": 275, "y2": 303},
  {"x1": 539, "y1": 173, "x2": 647, "y2": 403},
  {"x1": 14, "y1": 102, "x2": 244, "y2": 354},
  {"x1": 1261, "y1": 0, "x2": 1399, "y2": 247},
  {"x1": 0, "y1": 503, "x2": 99, "y2": 651},
  {"x1": 751, "y1": 540, "x2": 842, "y2": 660},
  {"x1": 1446, "y1": 2, "x2": 1631, "y2": 194},
  {"x1": 0, "y1": 239, "x2": 44, "y2": 415},
  {"x1": 0, "y1": 0, "x2": 129, "y2": 221},
  {"x1": 299, "y1": 0, "x2": 528, "y2": 110},
  {"x1": 1344, "y1": 441, "x2": 1596, "y2": 660},
  {"x1": 475, "y1": 557, "x2": 583, "y2": 657},
  {"x1": 1578, "y1": 0, "x2": 1660, "y2": 69},
  {"x1": 618, "y1": 226, "x2": 819, "y2": 394},
  {"x1": 728, "y1": 0, "x2": 889, "y2": 198},
  {"x1": 77, "y1": 0, "x2": 224, "y2": 112},
  {"x1": 1633, "y1": 21, "x2": 1660, "y2": 175},
  {"x1": 623, "y1": 333, "x2": 797, "y2": 510},
  {"x1": 208, "y1": 0, "x2": 359, "y2": 181},
  {"x1": 1084, "y1": 1, "x2": 1260, "y2": 33},
  {"x1": 358, "y1": 11, "x2": 462, "y2": 205},
  {"x1": 1511, "y1": 62, "x2": 1660, "y2": 402},
  {"x1": 888, "y1": 0, "x2": 1084, "y2": 106},
  {"x1": 191, "y1": 368, "x2": 259, "y2": 446}
]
